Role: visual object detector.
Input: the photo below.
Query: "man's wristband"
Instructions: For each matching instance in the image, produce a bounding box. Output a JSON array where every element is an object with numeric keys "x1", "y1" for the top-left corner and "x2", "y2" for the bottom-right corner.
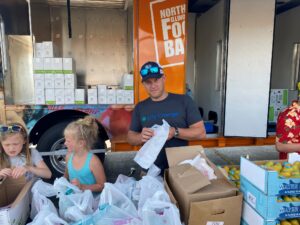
[{"x1": 174, "y1": 127, "x2": 179, "y2": 138}]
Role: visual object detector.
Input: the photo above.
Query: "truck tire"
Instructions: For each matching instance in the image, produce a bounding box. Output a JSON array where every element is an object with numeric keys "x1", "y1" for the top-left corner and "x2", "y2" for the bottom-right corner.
[{"x1": 37, "y1": 120, "x2": 106, "y2": 179}]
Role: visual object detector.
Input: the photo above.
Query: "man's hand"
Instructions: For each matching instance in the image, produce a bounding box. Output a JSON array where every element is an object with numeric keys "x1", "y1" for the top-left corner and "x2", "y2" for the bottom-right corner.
[
  {"x1": 168, "y1": 127, "x2": 176, "y2": 140},
  {"x1": 140, "y1": 127, "x2": 154, "y2": 143},
  {"x1": 11, "y1": 166, "x2": 28, "y2": 179},
  {"x1": 0, "y1": 168, "x2": 12, "y2": 179}
]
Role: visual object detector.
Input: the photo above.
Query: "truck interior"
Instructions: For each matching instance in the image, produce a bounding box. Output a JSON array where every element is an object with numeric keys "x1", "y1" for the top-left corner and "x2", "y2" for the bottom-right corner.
[{"x1": 1, "y1": 0, "x2": 300, "y2": 138}]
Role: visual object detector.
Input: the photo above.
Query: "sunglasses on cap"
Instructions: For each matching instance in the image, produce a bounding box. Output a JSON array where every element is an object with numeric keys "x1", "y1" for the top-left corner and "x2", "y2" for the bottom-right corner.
[
  {"x1": 140, "y1": 66, "x2": 160, "y2": 76},
  {"x1": 0, "y1": 125, "x2": 23, "y2": 133}
]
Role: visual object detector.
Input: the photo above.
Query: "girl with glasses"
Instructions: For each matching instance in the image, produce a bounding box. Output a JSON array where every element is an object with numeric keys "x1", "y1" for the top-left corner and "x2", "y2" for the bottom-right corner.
[
  {"x1": 64, "y1": 116, "x2": 106, "y2": 192},
  {"x1": 0, "y1": 123, "x2": 52, "y2": 182}
]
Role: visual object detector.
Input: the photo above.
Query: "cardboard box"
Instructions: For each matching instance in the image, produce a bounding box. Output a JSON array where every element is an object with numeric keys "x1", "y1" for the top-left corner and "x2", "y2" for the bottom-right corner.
[
  {"x1": 54, "y1": 74, "x2": 65, "y2": 89},
  {"x1": 55, "y1": 89, "x2": 65, "y2": 105},
  {"x1": 124, "y1": 90, "x2": 134, "y2": 104},
  {"x1": 34, "y1": 43, "x2": 44, "y2": 58},
  {"x1": 45, "y1": 88, "x2": 55, "y2": 104},
  {"x1": 0, "y1": 177, "x2": 33, "y2": 225},
  {"x1": 63, "y1": 58, "x2": 75, "y2": 74},
  {"x1": 64, "y1": 74, "x2": 76, "y2": 89},
  {"x1": 51, "y1": 58, "x2": 63, "y2": 73},
  {"x1": 240, "y1": 157, "x2": 300, "y2": 196},
  {"x1": 32, "y1": 58, "x2": 44, "y2": 73},
  {"x1": 107, "y1": 89, "x2": 116, "y2": 104},
  {"x1": 88, "y1": 89, "x2": 98, "y2": 104},
  {"x1": 241, "y1": 201, "x2": 279, "y2": 225},
  {"x1": 34, "y1": 88, "x2": 45, "y2": 105},
  {"x1": 75, "y1": 89, "x2": 85, "y2": 104},
  {"x1": 240, "y1": 176, "x2": 300, "y2": 219},
  {"x1": 33, "y1": 74, "x2": 44, "y2": 90},
  {"x1": 44, "y1": 73, "x2": 55, "y2": 89},
  {"x1": 121, "y1": 74, "x2": 134, "y2": 90},
  {"x1": 98, "y1": 85, "x2": 107, "y2": 104},
  {"x1": 43, "y1": 58, "x2": 52, "y2": 73},
  {"x1": 116, "y1": 89, "x2": 125, "y2": 104},
  {"x1": 43, "y1": 41, "x2": 54, "y2": 58},
  {"x1": 269, "y1": 89, "x2": 288, "y2": 107},
  {"x1": 165, "y1": 145, "x2": 242, "y2": 225},
  {"x1": 64, "y1": 88, "x2": 75, "y2": 104}
]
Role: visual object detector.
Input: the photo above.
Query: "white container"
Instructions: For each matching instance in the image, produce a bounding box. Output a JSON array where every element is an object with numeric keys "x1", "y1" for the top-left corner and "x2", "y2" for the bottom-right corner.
[
  {"x1": 64, "y1": 74, "x2": 76, "y2": 89},
  {"x1": 88, "y1": 89, "x2": 98, "y2": 104},
  {"x1": 32, "y1": 58, "x2": 44, "y2": 72},
  {"x1": 35, "y1": 43, "x2": 44, "y2": 58},
  {"x1": 64, "y1": 88, "x2": 75, "y2": 104},
  {"x1": 54, "y1": 74, "x2": 65, "y2": 89},
  {"x1": 107, "y1": 89, "x2": 116, "y2": 104},
  {"x1": 63, "y1": 58, "x2": 75, "y2": 73},
  {"x1": 45, "y1": 88, "x2": 55, "y2": 104},
  {"x1": 52, "y1": 58, "x2": 63, "y2": 73},
  {"x1": 116, "y1": 89, "x2": 125, "y2": 104},
  {"x1": 124, "y1": 90, "x2": 134, "y2": 104},
  {"x1": 75, "y1": 89, "x2": 85, "y2": 104},
  {"x1": 43, "y1": 58, "x2": 52, "y2": 72},
  {"x1": 44, "y1": 73, "x2": 55, "y2": 89},
  {"x1": 33, "y1": 74, "x2": 44, "y2": 89},
  {"x1": 55, "y1": 89, "x2": 65, "y2": 105},
  {"x1": 121, "y1": 74, "x2": 134, "y2": 90},
  {"x1": 43, "y1": 41, "x2": 54, "y2": 58},
  {"x1": 34, "y1": 88, "x2": 45, "y2": 105}
]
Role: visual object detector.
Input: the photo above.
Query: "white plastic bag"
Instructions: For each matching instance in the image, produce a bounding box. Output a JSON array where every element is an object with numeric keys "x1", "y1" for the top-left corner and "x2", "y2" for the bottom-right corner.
[
  {"x1": 59, "y1": 194, "x2": 75, "y2": 220},
  {"x1": 147, "y1": 164, "x2": 161, "y2": 177},
  {"x1": 67, "y1": 190, "x2": 95, "y2": 214},
  {"x1": 100, "y1": 183, "x2": 138, "y2": 218},
  {"x1": 134, "y1": 120, "x2": 170, "y2": 169},
  {"x1": 180, "y1": 154, "x2": 217, "y2": 180},
  {"x1": 28, "y1": 209, "x2": 68, "y2": 225},
  {"x1": 141, "y1": 200, "x2": 181, "y2": 225},
  {"x1": 137, "y1": 175, "x2": 165, "y2": 216},
  {"x1": 31, "y1": 179, "x2": 57, "y2": 197},
  {"x1": 114, "y1": 174, "x2": 137, "y2": 200},
  {"x1": 30, "y1": 192, "x2": 58, "y2": 220},
  {"x1": 65, "y1": 206, "x2": 88, "y2": 222},
  {"x1": 53, "y1": 177, "x2": 81, "y2": 195},
  {"x1": 94, "y1": 204, "x2": 142, "y2": 225}
]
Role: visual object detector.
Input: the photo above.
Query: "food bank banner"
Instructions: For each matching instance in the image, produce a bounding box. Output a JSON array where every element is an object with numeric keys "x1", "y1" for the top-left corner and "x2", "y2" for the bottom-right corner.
[
  {"x1": 135, "y1": 0, "x2": 187, "y2": 100},
  {"x1": 150, "y1": 0, "x2": 186, "y2": 67}
]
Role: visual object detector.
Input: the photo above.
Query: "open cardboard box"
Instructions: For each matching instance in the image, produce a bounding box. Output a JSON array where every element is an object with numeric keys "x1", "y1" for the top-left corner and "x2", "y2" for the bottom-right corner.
[
  {"x1": 165, "y1": 145, "x2": 243, "y2": 225},
  {"x1": 0, "y1": 177, "x2": 33, "y2": 225}
]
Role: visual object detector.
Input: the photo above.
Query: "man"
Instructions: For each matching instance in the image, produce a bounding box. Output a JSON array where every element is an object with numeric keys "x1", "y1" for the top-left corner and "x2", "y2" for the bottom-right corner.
[
  {"x1": 127, "y1": 61, "x2": 206, "y2": 173},
  {"x1": 276, "y1": 101, "x2": 300, "y2": 159}
]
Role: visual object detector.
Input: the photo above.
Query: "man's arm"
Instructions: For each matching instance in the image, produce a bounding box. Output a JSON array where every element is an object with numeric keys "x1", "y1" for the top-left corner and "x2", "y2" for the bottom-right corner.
[
  {"x1": 276, "y1": 141, "x2": 300, "y2": 153},
  {"x1": 168, "y1": 121, "x2": 206, "y2": 140}
]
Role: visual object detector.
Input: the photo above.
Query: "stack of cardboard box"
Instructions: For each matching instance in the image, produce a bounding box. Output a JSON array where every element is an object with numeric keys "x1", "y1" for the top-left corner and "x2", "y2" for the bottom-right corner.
[
  {"x1": 164, "y1": 145, "x2": 243, "y2": 225},
  {"x1": 268, "y1": 89, "x2": 289, "y2": 123},
  {"x1": 240, "y1": 157, "x2": 300, "y2": 225}
]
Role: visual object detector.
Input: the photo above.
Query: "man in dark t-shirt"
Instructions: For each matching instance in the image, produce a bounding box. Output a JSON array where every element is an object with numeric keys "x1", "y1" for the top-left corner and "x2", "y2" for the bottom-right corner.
[{"x1": 127, "y1": 61, "x2": 206, "y2": 173}]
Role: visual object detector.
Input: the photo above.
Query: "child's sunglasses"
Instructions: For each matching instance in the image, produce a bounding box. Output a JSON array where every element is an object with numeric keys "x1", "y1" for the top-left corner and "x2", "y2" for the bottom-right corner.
[
  {"x1": 0, "y1": 125, "x2": 22, "y2": 133},
  {"x1": 140, "y1": 66, "x2": 160, "y2": 76}
]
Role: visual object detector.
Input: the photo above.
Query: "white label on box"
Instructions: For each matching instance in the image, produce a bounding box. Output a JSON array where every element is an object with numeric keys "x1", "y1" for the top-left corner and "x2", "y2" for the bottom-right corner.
[
  {"x1": 206, "y1": 222, "x2": 224, "y2": 225},
  {"x1": 246, "y1": 192, "x2": 256, "y2": 208},
  {"x1": 242, "y1": 201, "x2": 264, "y2": 225}
]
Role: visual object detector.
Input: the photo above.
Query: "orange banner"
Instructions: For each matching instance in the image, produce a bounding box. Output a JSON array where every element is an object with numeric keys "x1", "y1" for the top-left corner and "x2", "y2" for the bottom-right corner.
[{"x1": 134, "y1": 0, "x2": 187, "y2": 101}]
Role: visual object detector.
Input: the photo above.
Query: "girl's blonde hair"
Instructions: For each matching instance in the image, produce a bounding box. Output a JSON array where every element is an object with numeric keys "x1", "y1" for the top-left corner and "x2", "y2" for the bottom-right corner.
[
  {"x1": 0, "y1": 123, "x2": 31, "y2": 169},
  {"x1": 64, "y1": 116, "x2": 99, "y2": 150}
]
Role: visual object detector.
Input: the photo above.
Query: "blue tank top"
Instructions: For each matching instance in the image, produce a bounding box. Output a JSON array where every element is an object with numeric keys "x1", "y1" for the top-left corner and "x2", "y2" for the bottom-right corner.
[{"x1": 68, "y1": 152, "x2": 96, "y2": 185}]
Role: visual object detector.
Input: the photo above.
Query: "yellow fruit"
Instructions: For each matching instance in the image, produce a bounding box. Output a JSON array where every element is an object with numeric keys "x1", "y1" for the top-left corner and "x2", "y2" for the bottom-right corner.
[
  {"x1": 280, "y1": 171, "x2": 292, "y2": 178},
  {"x1": 281, "y1": 220, "x2": 292, "y2": 225},
  {"x1": 224, "y1": 166, "x2": 230, "y2": 173},
  {"x1": 291, "y1": 196, "x2": 300, "y2": 201},
  {"x1": 265, "y1": 161, "x2": 274, "y2": 168},
  {"x1": 290, "y1": 219, "x2": 300, "y2": 225},
  {"x1": 283, "y1": 196, "x2": 293, "y2": 202}
]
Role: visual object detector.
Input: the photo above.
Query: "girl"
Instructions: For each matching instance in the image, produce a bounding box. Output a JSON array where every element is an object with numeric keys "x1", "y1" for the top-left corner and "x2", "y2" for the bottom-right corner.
[
  {"x1": 64, "y1": 116, "x2": 106, "y2": 192},
  {"x1": 0, "y1": 123, "x2": 52, "y2": 181}
]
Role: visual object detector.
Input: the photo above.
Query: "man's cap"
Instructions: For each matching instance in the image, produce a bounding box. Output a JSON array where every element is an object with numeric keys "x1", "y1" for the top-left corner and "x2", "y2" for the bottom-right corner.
[{"x1": 140, "y1": 61, "x2": 164, "y2": 82}]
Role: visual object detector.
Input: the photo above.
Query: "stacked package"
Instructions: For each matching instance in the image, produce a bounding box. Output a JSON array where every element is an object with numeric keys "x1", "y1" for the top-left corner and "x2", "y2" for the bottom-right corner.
[
  {"x1": 33, "y1": 41, "x2": 82, "y2": 105},
  {"x1": 240, "y1": 157, "x2": 300, "y2": 225},
  {"x1": 268, "y1": 89, "x2": 289, "y2": 123}
]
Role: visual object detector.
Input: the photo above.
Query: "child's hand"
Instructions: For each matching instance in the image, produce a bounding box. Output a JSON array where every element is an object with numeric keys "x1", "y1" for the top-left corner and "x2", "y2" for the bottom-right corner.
[
  {"x1": 11, "y1": 166, "x2": 28, "y2": 179},
  {"x1": 71, "y1": 179, "x2": 82, "y2": 189},
  {"x1": 0, "y1": 168, "x2": 12, "y2": 179}
]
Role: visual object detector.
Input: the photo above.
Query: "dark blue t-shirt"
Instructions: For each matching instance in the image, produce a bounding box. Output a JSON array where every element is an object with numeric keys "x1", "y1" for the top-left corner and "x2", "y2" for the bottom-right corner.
[{"x1": 130, "y1": 93, "x2": 202, "y2": 172}]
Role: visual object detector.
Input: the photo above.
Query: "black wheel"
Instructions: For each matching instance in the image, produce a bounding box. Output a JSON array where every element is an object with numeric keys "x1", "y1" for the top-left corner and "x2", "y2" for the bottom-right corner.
[{"x1": 37, "y1": 120, "x2": 106, "y2": 179}]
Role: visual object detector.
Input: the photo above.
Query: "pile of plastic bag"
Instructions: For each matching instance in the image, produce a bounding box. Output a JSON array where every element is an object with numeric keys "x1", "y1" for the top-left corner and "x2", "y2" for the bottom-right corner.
[{"x1": 28, "y1": 169, "x2": 182, "y2": 225}]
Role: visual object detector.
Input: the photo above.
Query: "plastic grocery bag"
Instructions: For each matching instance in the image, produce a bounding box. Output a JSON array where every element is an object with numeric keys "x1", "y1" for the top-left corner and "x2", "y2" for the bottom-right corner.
[
  {"x1": 53, "y1": 177, "x2": 81, "y2": 195},
  {"x1": 99, "y1": 183, "x2": 138, "y2": 218},
  {"x1": 147, "y1": 164, "x2": 161, "y2": 177},
  {"x1": 31, "y1": 179, "x2": 58, "y2": 197},
  {"x1": 179, "y1": 154, "x2": 217, "y2": 180},
  {"x1": 114, "y1": 174, "x2": 137, "y2": 200},
  {"x1": 59, "y1": 194, "x2": 75, "y2": 220},
  {"x1": 66, "y1": 190, "x2": 95, "y2": 214},
  {"x1": 137, "y1": 175, "x2": 165, "y2": 216},
  {"x1": 30, "y1": 191, "x2": 58, "y2": 220},
  {"x1": 27, "y1": 209, "x2": 68, "y2": 225},
  {"x1": 93, "y1": 204, "x2": 142, "y2": 225},
  {"x1": 65, "y1": 206, "x2": 89, "y2": 222},
  {"x1": 141, "y1": 200, "x2": 181, "y2": 225},
  {"x1": 134, "y1": 120, "x2": 170, "y2": 169}
]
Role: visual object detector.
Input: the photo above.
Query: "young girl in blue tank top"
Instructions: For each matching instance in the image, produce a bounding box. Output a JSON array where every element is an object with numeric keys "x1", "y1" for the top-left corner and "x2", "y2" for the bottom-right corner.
[{"x1": 64, "y1": 116, "x2": 106, "y2": 192}]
